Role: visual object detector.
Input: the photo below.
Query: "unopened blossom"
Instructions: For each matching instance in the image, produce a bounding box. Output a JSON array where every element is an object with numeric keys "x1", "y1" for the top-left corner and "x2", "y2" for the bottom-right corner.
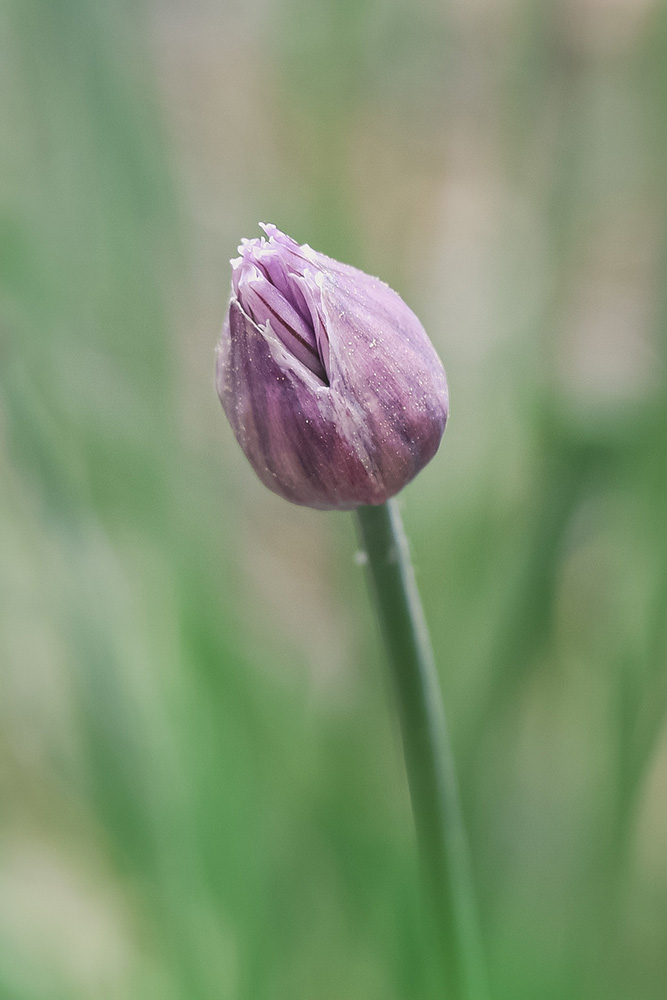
[{"x1": 216, "y1": 224, "x2": 448, "y2": 510}]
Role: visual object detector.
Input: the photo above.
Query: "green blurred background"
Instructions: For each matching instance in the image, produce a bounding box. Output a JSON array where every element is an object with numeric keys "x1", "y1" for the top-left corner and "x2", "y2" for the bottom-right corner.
[{"x1": 2, "y1": 0, "x2": 666, "y2": 997}]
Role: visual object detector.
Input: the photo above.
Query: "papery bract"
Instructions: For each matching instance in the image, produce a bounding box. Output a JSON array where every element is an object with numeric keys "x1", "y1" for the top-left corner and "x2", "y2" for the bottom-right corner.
[{"x1": 216, "y1": 224, "x2": 448, "y2": 510}]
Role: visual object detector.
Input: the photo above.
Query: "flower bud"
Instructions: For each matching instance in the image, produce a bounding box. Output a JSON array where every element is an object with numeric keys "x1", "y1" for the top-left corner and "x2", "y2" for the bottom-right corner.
[{"x1": 216, "y1": 224, "x2": 448, "y2": 510}]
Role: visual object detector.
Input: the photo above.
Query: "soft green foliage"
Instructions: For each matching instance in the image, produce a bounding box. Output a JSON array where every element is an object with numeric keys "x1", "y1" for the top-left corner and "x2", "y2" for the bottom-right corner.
[{"x1": 1, "y1": 1, "x2": 666, "y2": 998}]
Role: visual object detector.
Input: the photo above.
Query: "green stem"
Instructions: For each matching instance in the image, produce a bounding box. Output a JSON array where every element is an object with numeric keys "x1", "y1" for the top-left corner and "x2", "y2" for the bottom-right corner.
[{"x1": 355, "y1": 500, "x2": 487, "y2": 1000}]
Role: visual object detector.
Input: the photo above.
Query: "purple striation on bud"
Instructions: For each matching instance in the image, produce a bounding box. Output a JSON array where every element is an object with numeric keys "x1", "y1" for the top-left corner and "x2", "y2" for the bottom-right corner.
[{"x1": 216, "y1": 224, "x2": 449, "y2": 510}]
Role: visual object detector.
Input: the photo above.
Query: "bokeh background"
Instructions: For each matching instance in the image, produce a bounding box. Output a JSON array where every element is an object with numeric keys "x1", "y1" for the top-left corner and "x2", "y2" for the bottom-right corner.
[{"x1": 2, "y1": 0, "x2": 667, "y2": 998}]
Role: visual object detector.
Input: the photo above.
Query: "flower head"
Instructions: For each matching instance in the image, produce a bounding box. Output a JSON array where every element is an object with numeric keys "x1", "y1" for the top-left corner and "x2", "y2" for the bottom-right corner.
[{"x1": 216, "y1": 224, "x2": 448, "y2": 510}]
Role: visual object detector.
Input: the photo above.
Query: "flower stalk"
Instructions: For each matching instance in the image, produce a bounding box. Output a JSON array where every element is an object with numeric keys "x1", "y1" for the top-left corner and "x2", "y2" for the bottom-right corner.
[{"x1": 356, "y1": 500, "x2": 487, "y2": 1000}]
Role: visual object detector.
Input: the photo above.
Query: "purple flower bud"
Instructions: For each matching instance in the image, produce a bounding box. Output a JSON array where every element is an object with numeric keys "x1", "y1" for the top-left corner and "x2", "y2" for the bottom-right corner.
[{"x1": 216, "y1": 224, "x2": 449, "y2": 510}]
